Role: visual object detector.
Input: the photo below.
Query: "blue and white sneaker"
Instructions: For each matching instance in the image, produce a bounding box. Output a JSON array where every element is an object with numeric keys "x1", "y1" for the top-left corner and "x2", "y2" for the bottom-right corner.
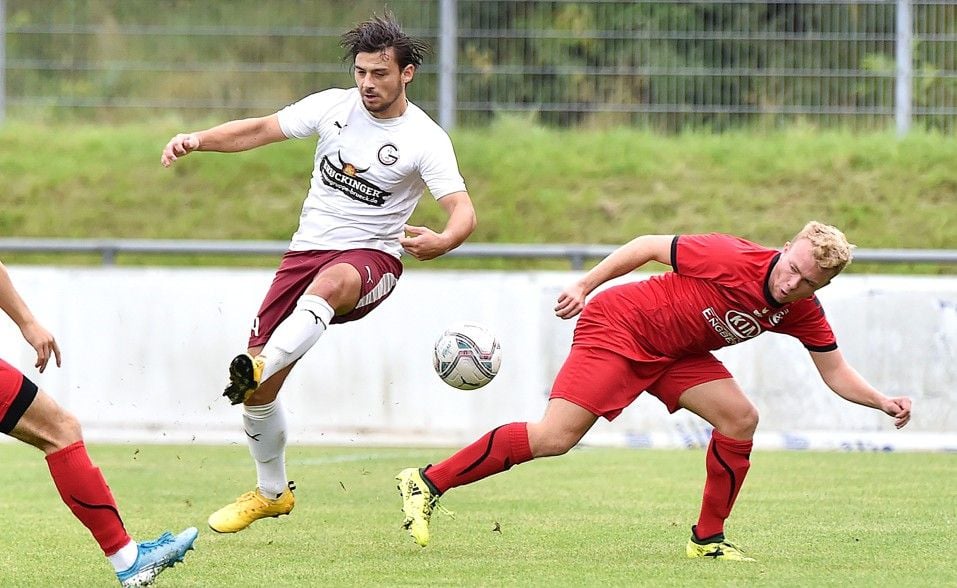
[{"x1": 116, "y1": 527, "x2": 199, "y2": 587}]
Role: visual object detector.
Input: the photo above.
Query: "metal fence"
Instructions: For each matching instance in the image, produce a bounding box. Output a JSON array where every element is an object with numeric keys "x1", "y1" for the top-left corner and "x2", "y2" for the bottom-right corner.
[
  {"x1": 1, "y1": 237, "x2": 956, "y2": 269},
  {"x1": 2, "y1": 0, "x2": 956, "y2": 133}
]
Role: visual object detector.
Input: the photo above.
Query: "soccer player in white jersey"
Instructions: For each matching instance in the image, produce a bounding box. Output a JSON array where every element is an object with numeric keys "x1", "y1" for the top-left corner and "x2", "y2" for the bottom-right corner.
[{"x1": 161, "y1": 13, "x2": 476, "y2": 533}]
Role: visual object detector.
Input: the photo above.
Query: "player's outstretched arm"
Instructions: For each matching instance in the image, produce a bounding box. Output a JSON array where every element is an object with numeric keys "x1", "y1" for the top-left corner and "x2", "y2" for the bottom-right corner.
[
  {"x1": 0, "y1": 261, "x2": 61, "y2": 372},
  {"x1": 578, "y1": 234, "x2": 674, "y2": 294},
  {"x1": 810, "y1": 348, "x2": 912, "y2": 428},
  {"x1": 400, "y1": 191, "x2": 476, "y2": 261},
  {"x1": 554, "y1": 234, "x2": 674, "y2": 319},
  {"x1": 161, "y1": 114, "x2": 287, "y2": 167}
]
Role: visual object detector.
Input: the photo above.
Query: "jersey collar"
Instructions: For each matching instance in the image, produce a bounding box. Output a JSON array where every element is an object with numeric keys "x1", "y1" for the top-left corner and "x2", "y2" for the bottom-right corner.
[{"x1": 763, "y1": 252, "x2": 785, "y2": 308}]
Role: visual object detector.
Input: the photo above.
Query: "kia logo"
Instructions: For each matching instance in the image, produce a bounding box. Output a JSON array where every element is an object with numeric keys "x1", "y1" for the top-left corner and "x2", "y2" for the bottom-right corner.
[{"x1": 725, "y1": 310, "x2": 762, "y2": 339}]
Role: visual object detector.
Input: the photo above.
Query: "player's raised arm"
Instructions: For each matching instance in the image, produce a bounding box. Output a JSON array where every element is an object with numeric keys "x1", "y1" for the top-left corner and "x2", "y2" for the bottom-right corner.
[
  {"x1": 0, "y1": 261, "x2": 61, "y2": 372},
  {"x1": 161, "y1": 114, "x2": 287, "y2": 167},
  {"x1": 809, "y1": 348, "x2": 912, "y2": 428},
  {"x1": 554, "y1": 234, "x2": 674, "y2": 319},
  {"x1": 400, "y1": 191, "x2": 476, "y2": 261}
]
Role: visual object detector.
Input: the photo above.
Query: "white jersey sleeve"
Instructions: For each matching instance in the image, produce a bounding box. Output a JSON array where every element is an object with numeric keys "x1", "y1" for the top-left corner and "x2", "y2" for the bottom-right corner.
[
  {"x1": 418, "y1": 128, "x2": 466, "y2": 199},
  {"x1": 277, "y1": 89, "x2": 351, "y2": 139}
]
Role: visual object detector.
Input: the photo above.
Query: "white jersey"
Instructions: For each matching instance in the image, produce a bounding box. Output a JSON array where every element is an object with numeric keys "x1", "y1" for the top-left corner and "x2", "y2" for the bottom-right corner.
[{"x1": 277, "y1": 88, "x2": 467, "y2": 258}]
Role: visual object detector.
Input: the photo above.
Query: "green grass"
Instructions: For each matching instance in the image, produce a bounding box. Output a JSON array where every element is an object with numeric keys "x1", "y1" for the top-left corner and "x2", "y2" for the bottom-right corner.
[
  {"x1": 0, "y1": 442, "x2": 953, "y2": 587},
  {"x1": 1, "y1": 120, "x2": 956, "y2": 273}
]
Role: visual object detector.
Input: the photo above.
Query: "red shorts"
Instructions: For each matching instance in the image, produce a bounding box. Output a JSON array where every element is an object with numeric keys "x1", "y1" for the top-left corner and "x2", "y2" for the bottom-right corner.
[
  {"x1": 549, "y1": 345, "x2": 732, "y2": 420},
  {"x1": 0, "y1": 358, "x2": 39, "y2": 434},
  {"x1": 249, "y1": 249, "x2": 403, "y2": 348}
]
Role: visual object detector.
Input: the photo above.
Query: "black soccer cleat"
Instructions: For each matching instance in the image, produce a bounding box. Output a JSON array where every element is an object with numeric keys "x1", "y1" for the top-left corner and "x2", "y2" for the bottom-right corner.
[{"x1": 223, "y1": 353, "x2": 263, "y2": 405}]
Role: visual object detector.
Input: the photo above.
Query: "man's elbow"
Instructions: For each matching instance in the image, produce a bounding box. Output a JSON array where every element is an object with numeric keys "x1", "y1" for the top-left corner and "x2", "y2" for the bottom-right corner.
[
  {"x1": 456, "y1": 200, "x2": 477, "y2": 237},
  {"x1": 466, "y1": 209, "x2": 478, "y2": 235}
]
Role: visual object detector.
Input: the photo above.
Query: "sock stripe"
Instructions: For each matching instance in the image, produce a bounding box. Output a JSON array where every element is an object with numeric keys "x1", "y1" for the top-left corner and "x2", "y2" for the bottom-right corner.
[
  {"x1": 70, "y1": 495, "x2": 125, "y2": 528},
  {"x1": 710, "y1": 442, "x2": 738, "y2": 509},
  {"x1": 456, "y1": 424, "x2": 504, "y2": 476}
]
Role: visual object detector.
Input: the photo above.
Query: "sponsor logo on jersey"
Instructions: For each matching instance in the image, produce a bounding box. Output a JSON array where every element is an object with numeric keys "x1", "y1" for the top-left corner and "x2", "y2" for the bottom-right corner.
[
  {"x1": 378, "y1": 143, "x2": 399, "y2": 165},
  {"x1": 320, "y1": 151, "x2": 392, "y2": 206},
  {"x1": 702, "y1": 307, "x2": 765, "y2": 344},
  {"x1": 725, "y1": 310, "x2": 762, "y2": 339},
  {"x1": 769, "y1": 309, "x2": 788, "y2": 325},
  {"x1": 702, "y1": 307, "x2": 740, "y2": 345}
]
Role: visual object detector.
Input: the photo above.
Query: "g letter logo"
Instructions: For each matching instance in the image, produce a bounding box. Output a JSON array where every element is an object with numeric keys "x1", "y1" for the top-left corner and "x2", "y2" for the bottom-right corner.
[{"x1": 378, "y1": 143, "x2": 399, "y2": 166}]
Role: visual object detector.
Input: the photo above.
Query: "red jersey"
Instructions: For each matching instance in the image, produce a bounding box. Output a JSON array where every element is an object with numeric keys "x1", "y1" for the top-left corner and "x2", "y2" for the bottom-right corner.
[{"x1": 575, "y1": 233, "x2": 837, "y2": 359}]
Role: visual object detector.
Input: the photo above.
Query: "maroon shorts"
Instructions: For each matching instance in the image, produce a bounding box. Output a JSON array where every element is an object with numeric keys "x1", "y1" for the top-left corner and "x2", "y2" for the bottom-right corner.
[
  {"x1": 549, "y1": 345, "x2": 732, "y2": 420},
  {"x1": 0, "y1": 358, "x2": 38, "y2": 434},
  {"x1": 248, "y1": 249, "x2": 403, "y2": 348}
]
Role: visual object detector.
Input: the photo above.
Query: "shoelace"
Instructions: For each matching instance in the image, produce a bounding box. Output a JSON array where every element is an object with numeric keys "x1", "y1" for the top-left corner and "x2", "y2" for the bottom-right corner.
[
  {"x1": 235, "y1": 491, "x2": 263, "y2": 505},
  {"x1": 137, "y1": 531, "x2": 175, "y2": 553},
  {"x1": 722, "y1": 541, "x2": 747, "y2": 552},
  {"x1": 427, "y1": 495, "x2": 456, "y2": 520}
]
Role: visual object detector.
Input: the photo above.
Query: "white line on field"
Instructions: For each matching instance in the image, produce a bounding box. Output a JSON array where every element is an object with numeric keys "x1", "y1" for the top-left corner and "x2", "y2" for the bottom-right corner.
[{"x1": 288, "y1": 452, "x2": 434, "y2": 466}]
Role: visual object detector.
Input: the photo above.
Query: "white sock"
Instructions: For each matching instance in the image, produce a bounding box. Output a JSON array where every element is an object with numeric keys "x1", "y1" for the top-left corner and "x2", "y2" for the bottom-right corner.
[
  {"x1": 243, "y1": 400, "x2": 288, "y2": 499},
  {"x1": 108, "y1": 540, "x2": 138, "y2": 572},
  {"x1": 259, "y1": 294, "x2": 334, "y2": 382}
]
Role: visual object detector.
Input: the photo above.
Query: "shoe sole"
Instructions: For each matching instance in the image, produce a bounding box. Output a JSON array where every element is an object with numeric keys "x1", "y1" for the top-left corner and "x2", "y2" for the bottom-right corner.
[
  {"x1": 223, "y1": 354, "x2": 257, "y2": 405},
  {"x1": 687, "y1": 544, "x2": 755, "y2": 561},
  {"x1": 208, "y1": 510, "x2": 292, "y2": 534}
]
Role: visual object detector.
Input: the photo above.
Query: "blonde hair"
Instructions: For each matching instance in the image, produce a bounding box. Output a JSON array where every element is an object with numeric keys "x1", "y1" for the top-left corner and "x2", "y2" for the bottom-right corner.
[{"x1": 793, "y1": 221, "x2": 856, "y2": 273}]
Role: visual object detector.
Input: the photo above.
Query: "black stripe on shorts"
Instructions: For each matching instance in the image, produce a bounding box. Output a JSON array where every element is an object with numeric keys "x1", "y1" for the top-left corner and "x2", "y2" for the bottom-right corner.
[{"x1": 0, "y1": 375, "x2": 39, "y2": 434}]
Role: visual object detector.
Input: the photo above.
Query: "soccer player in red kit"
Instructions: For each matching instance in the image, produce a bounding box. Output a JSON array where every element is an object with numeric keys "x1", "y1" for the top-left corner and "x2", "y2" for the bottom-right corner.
[
  {"x1": 396, "y1": 221, "x2": 912, "y2": 559},
  {"x1": 0, "y1": 261, "x2": 197, "y2": 586}
]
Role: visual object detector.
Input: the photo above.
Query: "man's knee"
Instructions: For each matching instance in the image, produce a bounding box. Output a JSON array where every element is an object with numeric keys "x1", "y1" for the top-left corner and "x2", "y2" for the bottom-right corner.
[
  {"x1": 722, "y1": 404, "x2": 759, "y2": 439},
  {"x1": 309, "y1": 264, "x2": 361, "y2": 313},
  {"x1": 528, "y1": 425, "x2": 582, "y2": 457},
  {"x1": 15, "y1": 401, "x2": 84, "y2": 454},
  {"x1": 54, "y1": 409, "x2": 83, "y2": 448}
]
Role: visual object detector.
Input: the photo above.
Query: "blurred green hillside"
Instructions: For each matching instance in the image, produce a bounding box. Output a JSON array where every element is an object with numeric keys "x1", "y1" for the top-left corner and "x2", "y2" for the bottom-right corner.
[{"x1": 1, "y1": 119, "x2": 955, "y2": 272}]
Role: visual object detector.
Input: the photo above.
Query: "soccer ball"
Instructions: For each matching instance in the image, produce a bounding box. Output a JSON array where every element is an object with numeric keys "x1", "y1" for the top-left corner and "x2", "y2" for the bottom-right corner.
[{"x1": 433, "y1": 323, "x2": 502, "y2": 390}]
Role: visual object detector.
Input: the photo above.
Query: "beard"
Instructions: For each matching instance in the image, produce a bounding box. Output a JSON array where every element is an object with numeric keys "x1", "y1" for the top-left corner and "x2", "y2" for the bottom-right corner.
[{"x1": 362, "y1": 90, "x2": 403, "y2": 115}]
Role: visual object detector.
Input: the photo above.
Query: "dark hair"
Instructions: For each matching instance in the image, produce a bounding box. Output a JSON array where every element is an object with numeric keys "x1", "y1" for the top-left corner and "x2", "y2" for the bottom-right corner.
[{"x1": 340, "y1": 12, "x2": 430, "y2": 70}]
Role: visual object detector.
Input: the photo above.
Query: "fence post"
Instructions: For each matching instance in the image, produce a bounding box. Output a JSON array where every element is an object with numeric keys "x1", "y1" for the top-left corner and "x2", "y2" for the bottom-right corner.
[
  {"x1": 438, "y1": 0, "x2": 457, "y2": 129},
  {"x1": 895, "y1": 0, "x2": 913, "y2": 136},
  {"x1": 0, "y1": 0, "x2": 6, "y2": 124}
]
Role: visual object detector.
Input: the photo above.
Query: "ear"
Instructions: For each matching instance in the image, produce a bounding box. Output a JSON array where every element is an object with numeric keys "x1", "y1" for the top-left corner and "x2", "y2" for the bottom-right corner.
[{"x1": 401, "y1": 64, "x2": 415, "y2": 84}]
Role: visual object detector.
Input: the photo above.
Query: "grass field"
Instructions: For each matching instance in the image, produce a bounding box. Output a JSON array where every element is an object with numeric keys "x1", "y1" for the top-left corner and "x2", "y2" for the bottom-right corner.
[{"x1": 0, "y1": 442, "x2": 953, "y2": 587}]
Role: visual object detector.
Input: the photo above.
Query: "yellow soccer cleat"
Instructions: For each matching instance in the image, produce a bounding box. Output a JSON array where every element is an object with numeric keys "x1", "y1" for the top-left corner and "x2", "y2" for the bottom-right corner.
[
  {"x1": 208, "y1": 482, "x2": 295, "y2": 533},
  {"x1": 396, "y1": 468, "x2": 451, "y2": 547},
  {"x1": 686, "y1": 527, "x2": 755, "y2": 561},
  {"x1": 223, "y1": 353, "x2": 265, "y2": 405}
]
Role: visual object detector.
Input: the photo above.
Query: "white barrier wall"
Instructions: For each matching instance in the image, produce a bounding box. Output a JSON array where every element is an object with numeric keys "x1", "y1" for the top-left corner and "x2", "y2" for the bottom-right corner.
[{"x1": 2, "y1": 266, "x2": 955, "y2": 451}]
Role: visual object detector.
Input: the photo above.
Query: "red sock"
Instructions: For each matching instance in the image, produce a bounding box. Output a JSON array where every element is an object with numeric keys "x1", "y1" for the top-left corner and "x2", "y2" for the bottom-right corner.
[
  {"x1": 45, "y1": 441, "x2": 131, "y2": 556},
  {"x1": 695, "y1": 430, "x2": 753, "y2": 539},
  {"x1": 424, "y1": 422, "x2": 533, "y2": 494}
]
